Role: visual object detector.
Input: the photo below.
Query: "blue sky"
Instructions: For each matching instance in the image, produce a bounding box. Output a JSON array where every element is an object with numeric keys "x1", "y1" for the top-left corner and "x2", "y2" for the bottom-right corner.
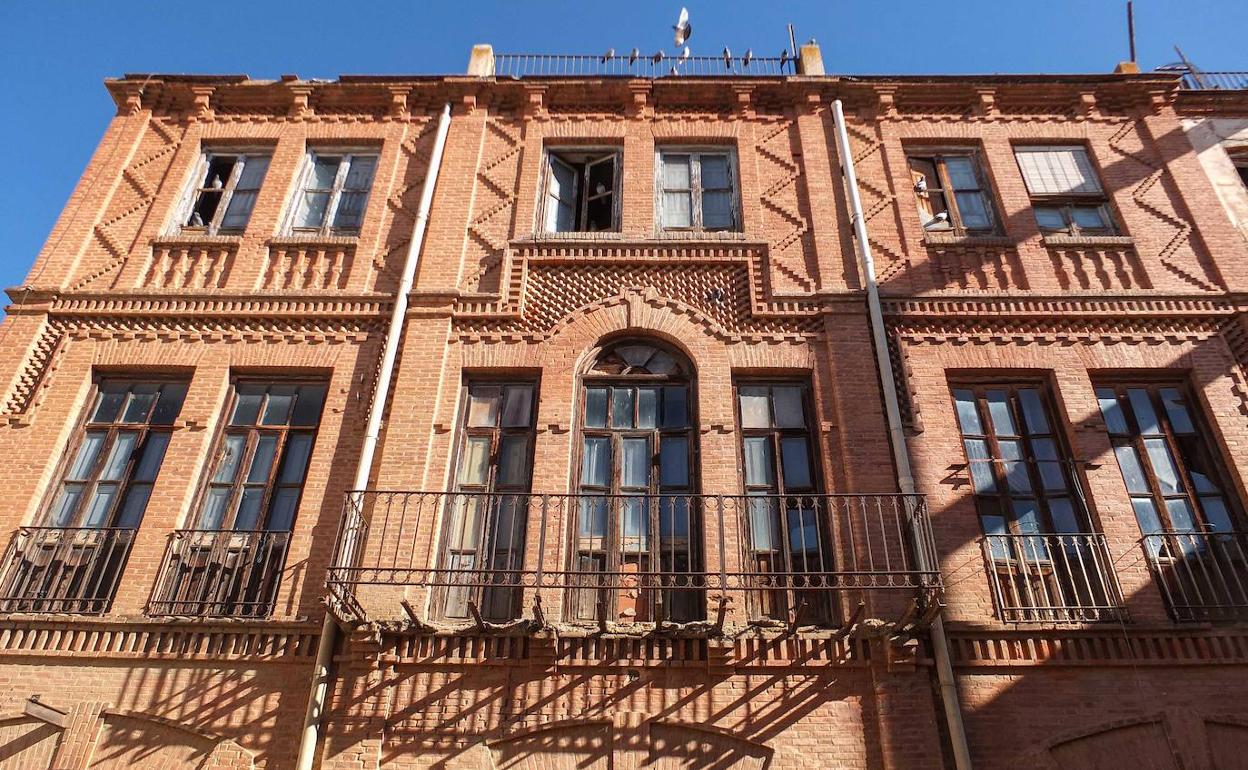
[{"x1": 1, "y1": 0, "x2": 1244, "y2": 293}]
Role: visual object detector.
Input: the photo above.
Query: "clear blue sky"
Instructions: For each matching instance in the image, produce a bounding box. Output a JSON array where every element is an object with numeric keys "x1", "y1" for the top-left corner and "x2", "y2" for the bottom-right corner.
[{"x1": 1, "y1": 0, "x2": 1243, "y2": 293}]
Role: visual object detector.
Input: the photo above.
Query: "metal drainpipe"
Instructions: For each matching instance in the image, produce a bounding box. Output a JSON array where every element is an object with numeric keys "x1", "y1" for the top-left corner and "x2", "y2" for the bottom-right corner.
[
  {"x1": 294, "y1": 101, "x2": 455, "y2": 770},
  {"x1": 830, "y1": 99, "x2": 974, "y2": 770}
]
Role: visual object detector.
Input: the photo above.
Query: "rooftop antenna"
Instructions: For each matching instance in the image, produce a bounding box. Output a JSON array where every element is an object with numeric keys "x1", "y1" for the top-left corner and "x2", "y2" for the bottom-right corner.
[
  {"x1": 1174, "y1": 45, "x2": 1207, "y2": 89},
  {"x1": 1126, "y1": 1, "x2": 1137, "y2": 63}
]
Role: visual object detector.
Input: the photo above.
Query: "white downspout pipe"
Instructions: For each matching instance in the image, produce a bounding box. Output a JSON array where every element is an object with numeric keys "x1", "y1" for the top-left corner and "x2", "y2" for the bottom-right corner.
[
  {"x1": 830, "y1": 99, "x2": 974, "y2": 770},
  {"x1": 295, "y1": 101, "x2": 454, "y2": 770}
]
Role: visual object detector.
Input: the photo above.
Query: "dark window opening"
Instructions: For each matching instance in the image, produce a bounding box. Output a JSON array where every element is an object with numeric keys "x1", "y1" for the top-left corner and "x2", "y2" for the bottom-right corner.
[{"x1": 543, "y1": 150, "x2": 619, "y2": 233}]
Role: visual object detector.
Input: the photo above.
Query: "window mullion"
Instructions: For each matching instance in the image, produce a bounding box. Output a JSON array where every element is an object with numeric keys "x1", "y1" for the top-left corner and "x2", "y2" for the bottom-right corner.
[
  {"x1": 209, "y1": 156, "x2": 245, "y2": 235},
  {"x1": 690, "y1": 154, "x2": 703, "y2": 230},
  {"x1": 322, "y1": 156, "x2": 352, "y2": 235},
  {"x1": 934, "y1": 158, "x2": 965, "y2": 233},
  {"x1": 223, "y1": 430, "x2": 261, "y2": 531},
  {"x1": 255, "y1": 427, "x2": 288, "y2": 531}
]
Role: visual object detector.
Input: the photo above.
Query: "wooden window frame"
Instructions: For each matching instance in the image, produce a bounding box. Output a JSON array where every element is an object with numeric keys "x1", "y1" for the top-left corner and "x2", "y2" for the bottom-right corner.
[
  {"x1": 193, "y1": 379, "x2": 327, "y2": 533},
  {"x1": 655, "y1": 148, "x2": 741, "y2": 233},
  {"x1": 173, "y1": 151, "x2": 271, "y2": 236},
  {"x1": 285, "y1": 150, "x2": 379, "y2": 236},
  {"x1": 1013, "y1": 144, "x2": 1118, "y2": 237},
  {"x1": 905, "y1": 149, "x2": 999, "y2": 235},
  {"x1": 41, "y1": 379, "x2": 188, "y2": 530},
  {"x1": 539, "y1": 148, "x2": 622, "y2": 233}
]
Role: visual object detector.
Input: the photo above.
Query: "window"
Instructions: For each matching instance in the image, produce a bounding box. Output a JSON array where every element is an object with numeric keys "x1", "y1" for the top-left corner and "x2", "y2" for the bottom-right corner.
[
  {"x1": 195, "y1": 381, "x2": 326, "y2": 532},
  {"x1": 573, "y1": 340, "x2": 700, "y2": 623},
  {"x1": 907, "y1": 151, "x2": 996, "y2": 234},
  {"x1": 541, "y1": 150, "x2": 619, "y2": 232},
  {"x1": 658, "y1": 150, "x2": 739, "y2": 232},
  {"x1": 289, "y1": 152, "x2": 378, "y2": 235},
  {"x1": 1231, "y1": 150, "x2": 1248, "y2": 190},
  {"x1": 46, "y1": 380, "x2": 187, "y2": 529},
  {"x1": 1096, "y1": 382, "x2": 1238, "y2": 540},
  {"x1": 177, "y1": 152, "x2": 270, "y2": 234},
  {"x1": 735, "y1": 381, "x2": 826, "y2": 621},
  {"x1": 1014, "y1": 145, "x2": 1116, "y2": 236},
  {"x1": 442, "y1": 381, "x2": 538, "y2": 620}
]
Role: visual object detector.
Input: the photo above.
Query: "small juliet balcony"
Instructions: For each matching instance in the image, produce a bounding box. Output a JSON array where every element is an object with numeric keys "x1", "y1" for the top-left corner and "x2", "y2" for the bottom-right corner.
[
  {"x1": 0, "y1": 527, "x2": 136, "y2": 614},
  {"x1": 327, "y1": 491, "x2": 941, "y2": 630},
  {"x1": 1141, "y1": 530, "x2": 1248, "y2": 623},
  {"x1": 147, "y1": 529, "x2": 291, "y2": 619},
  {"x1": 982, "y1": 532, "x2": 1125, "y2": 624}
]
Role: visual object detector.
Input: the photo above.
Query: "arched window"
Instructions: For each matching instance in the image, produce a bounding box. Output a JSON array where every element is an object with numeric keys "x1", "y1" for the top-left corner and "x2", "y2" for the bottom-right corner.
[{"x1": 572, "y1": 339, "x2": 702, "y2": 623}]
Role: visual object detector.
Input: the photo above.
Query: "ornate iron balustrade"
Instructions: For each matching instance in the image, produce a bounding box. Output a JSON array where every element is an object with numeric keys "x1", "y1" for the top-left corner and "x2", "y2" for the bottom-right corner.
[
  {"x1": 982, "y1": 533, "x2": 1125, "y2": 623},
  {"x1": 0, "y1": 527, "x2": 136, "y2": 614},
  {"x1": 492, "y1": 53, "x2": 796, "y2": 79},
  {"x1": 147, "y1": 529, "x2": 290, "y2": 618},
  {"x1": 1141, "y1": 530, "x2": 1248, "y2": 622},
  {"x1": 327, "y1": 491, "x2": 940, "y2": 627}
]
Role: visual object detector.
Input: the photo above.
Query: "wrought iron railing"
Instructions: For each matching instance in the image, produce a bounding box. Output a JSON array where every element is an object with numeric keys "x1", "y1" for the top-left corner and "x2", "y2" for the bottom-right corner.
[
  {"x1": 982, "y1": 533, "x2": 1124, "y2": 623},
  {"x1": 147, "y1": 529, "x2": 290, "y2": 618},
  {"x1": 492, "y1": 52, "x2": 797, "y2": 79},
  {"x1": 1141, "y1": 530, "x2": 1248, "y2": 622},
  {"x1": 327, "y1": 491, "x2": 940, "y2": 627},
  {"x1": 0, "y1": 527, "x2": 136, "y2": 614}
]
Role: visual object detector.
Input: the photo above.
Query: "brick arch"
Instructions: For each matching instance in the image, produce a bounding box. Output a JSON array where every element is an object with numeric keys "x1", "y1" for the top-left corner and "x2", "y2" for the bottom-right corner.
[
  {"x1": 647, "y1": 721, "x2": 773, "y2": 770},
  {"x1": 1029, "y1": 714, "x2": 1180, "y2": 770},
  {"x1": 0, "y1": 715, "x2": 61, "y2": 770},
  {"x1": 487, "y1": 720, "x2": 612, "y2": 770},
  {"x1": 89, "y1": 711, "x2": 253, "y2": 769}
]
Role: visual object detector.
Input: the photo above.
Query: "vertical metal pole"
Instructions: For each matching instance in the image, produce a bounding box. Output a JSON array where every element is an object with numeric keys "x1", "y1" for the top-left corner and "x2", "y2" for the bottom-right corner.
[{"x1": 1127, "y1": 1, "x2": 1137, "y2": 63}]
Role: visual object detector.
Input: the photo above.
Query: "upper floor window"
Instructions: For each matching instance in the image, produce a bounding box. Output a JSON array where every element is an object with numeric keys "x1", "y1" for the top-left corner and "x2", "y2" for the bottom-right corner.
[
  {"x1": 46, "y1": 380, "x2": 188, "y2": 529},
  {"x1": 1231, "y1": 149, "x2": 1248, "y2": 190},
  {"x1": 289, "y1": 152, "x2": 377, "y2": 235},
  {"x1": 177, "y1": 152, "x2": 270, "y2": 235},
  {"x1": 658, "y1": 150, "x2": 739, "y2": 232},
  {"x1": 541, "y1": 149, "x2": 619, "y2": 233},
  {"x1": 907, "y1": 151, "x2": 996, "y2": 234},
  {"x1": 194, "y1": 381, "x2": 326, "y2": 532},
  {"x1": 1014, "y1": 146, "x2": 1116, "y2": 237}
]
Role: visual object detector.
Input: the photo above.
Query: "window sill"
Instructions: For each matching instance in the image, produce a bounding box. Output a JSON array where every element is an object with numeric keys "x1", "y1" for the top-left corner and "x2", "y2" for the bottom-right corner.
[
  {"x1": 528, "y1": 231, "x2": 624, "y2": 242},
  {"x1": 1042, "y1": 234, "x2": 1135, "y2": 248},
  {"x1": 655, "y1": 230, "x2": 747, "y2": 241},
  {"x1": 268, "y1": 235, "x2": 360, "y2": 247},
  {"x1": 921, "y1": 233, "x2": 1012, "y2": 247},
  {"x1": 152, "y1": 234, "x2": 244, "y2": 247}
]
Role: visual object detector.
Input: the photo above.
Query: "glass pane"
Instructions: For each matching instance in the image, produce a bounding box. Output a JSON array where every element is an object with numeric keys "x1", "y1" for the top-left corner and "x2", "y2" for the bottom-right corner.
[
  {"x1": 332, "y1": 191, "x2": 368, "y2": 229},
  {"x1": 662, "y1": 192, "x2": 692, "y2": 228},
  {"x1": 954, "y1": 192, "x2": 990, "y2": 229},
  {"x1": 448, "y1": 496, "x2": 484, "y2": 549},
  {"x1": 662, "y1": 155, "x2": 691, "y2": 188},
  {"x1": 267, "y1": 488, "x2": 300, "y2": 531},
  {"x1": 982, "y1": 513, "x2": 1010, "y2": 560},
  {"x1": 235, "y1": 156, "x2": 269, "y2": 189},
  {"x1": 231, "y1": 390, "x2": 264, "y2": 426},
  {"x1": 748, "y1": 495, "x2": 779, "y2": 551},
  {"x1": 262, "y1": 390, "x2": 295, "y2": 425},
  {"x1": 1011, "y1": 498, "x2": 1042, "y2": 534},
  {"x1": 1127, "y1": 389, "x2": 1160, "y2": 434},
  {"x1": 114, "y1": 484, "x2": 152, "y2": 529},
  {"x1": 213, "y1": 434, "x2": 247, "y2": 483},
  {"x1": 122, "y1": 388, "x2": 158, "y2": 423},
  {"x1": 944, "y1": 156, "x2": 978, "y2": 189},
  {"x1": 81, "y1": 483, "x2": 118, "y2": 527},
  {"x1": 743, "y1": 437, "x2": 775, "y2": 487},
  {"x1": 548, "y1": 157, "x2": 576, "y2": 205},
  {"x1": 780, "y1": 438, "x2": 812, "y2": 490},
  {"x1": 581, "y1": 437, "x2": 610, "y2": 487},
  {"x1": 1144, "y1": 438, "x2": 1183, "y2": 495},
  {"x1": 1071, "y1": 206, "x2": 1109, "y2": 229},
  {"x1": 92, "y1": 384, "x2": 128, "y2": 423},
  {"x1": 132, "y1": 433, "x2": 170, "y2": 482},
  {"x1": 1048, "y1": 497, "x2": 1080, "y2": 533},
  {"x1": 344, "y1": 156, "x2": 376, "y2": 189},
  {"x1": 659, "y1": 496, "x2": 690, "y2": 538},
  {"x1": 294, "y1": 191, "x2": 331, "y2": 229},
  {"x1": 220, "y1": 190, "x2": 257, "y2": 230},
  {"x1": 291, "y1": 385, "x2": 326, "y2": 426},
  {"x1": 151, "y1": 384, "x2": 188, "y2": 425},
  {"x1": 308, "y1": 157, "x2": 341, "y2": 189},
  {"x1": 578, "y1": 497, "x2": 608, "y2": 542},
  {"x1": 702, "y1": 191, "x2": 733, "y2": 229},
  {"x1": 199, "y1": 487, "x2": 232, "y2": 529},
  {"x1": 501, "y1": 386, "x2": 533, "y2": 428},
  {"x1": 964, "y1": 439, "x2": 996, "y2": 494},
  {"x1": 1017, "y1": 389, "x2": 1050, "y2": 434},
  {"x1": 998, "y1": 439, "x2": 1031, "y2": 493},
  {"x1": 1112, "y1": 445, "x2": 1150, "y2": 494},
  {"x1": 738, "y1": 387, "x2": 770, "y2": 429},
  {"x1": 1165, "y1": 498, "x2": 1197, "y2": 532},
  {"x1": 659, "y1": 437, "x2": 689, "y2": 488},
  {"x1": 616, "y1": 345, "x2": 654, "y2": 368},
  {"x1": 459, "y1": 437, "x2": 491, "y2": 486},
  {"x1": 233, "y1": 488, "x2": 264, "y2": 530},
  {"x1": 1159, "y1": 388, "x2": 1194, "y2": 434},
  {"x1": 662, "y1": 386, "x2": 687, "y2": 428},
  {"x1": 467, "y1": 386, "x2": 501, "y2": 427},
  {"x1": 1015, "y1": 147, "x2": 1101, "y2": 195},
  {"x1": 952, "y1": 389, "x2": 983, "y2": 435},
  {"x1": 611, "y1": 387, "x2": 634, "y2": 428},
  {"x1": 1031, "y1": 439, "x2": 1067, "y2": 492},
  {"x1": 497, "y1": 436, "x2": 530, "y2": 487},
  {"x1": 700, "y1": 155, "x2": 730, "y2": 188},
  {"x1": 772, "y1": 386, "x2": 804, "y2": 429},
  {"x1": 621, "y1": 437, "x2": 649, "y2": 488},
  {"x1": 279, "y1": 433, "x2": 314, "y2": 484},
  {"x1": 1033, "y1": 206, "x2": 1067, "y2": 231},
  {"x1": 1132, "y1": 498, "x2": 1164, "y2": 556},
  {"x1": 100, "y1": 431, "x2": 138, "y2": 480},
  {"x1": 585, "y1": 387, "x2": 608, "y2": 428},
  {"x1": 246, "y1": 434, "x2": 279, "y2": 484},
  {"x1": 68, "y1": 431, "x2": 107, "y2": 480},
  {"x1": 986, "y1": 390, "x2": 1016, "y2": 436},
  {"x1": 1177, "y1": 436, "x2": 1220, "y2": 494},
  {"x1": 620, "y1": 497, "x2": 648, "y2": 552},
  {"x1": 637, "y1": 387, "x2": 658, "y2": 429},
  {"x1": 1096, "y1": 388, "x2": 1129, "y2": 434},
  {"x1": 48, "y1": 484, "x2": 84, "y2": 527},
  {"x1": 647, "y1": 350, "x2": 678, "y2": 376},
  {"x1": 1200, "y1": 496, "x2": 1233, "y2": 532}
]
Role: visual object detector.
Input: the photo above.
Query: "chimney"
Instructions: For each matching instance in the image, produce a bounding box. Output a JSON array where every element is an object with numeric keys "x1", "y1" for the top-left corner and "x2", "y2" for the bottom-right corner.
[
  {"x1": 799, "y1": 40, "x2": 824, "y2": 76},
  {"x1": 467, "y1": 44, "x2": 495, "y2": 77},
  {"x1": 1113, "y1": 61, "x2": 1141, "y2": 74}
]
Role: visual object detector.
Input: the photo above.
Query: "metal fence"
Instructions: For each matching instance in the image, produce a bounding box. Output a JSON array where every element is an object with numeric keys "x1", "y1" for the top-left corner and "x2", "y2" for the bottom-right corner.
[
  {"x1": 147, "y1": 529, "x2": 290, "y2": 618},
  {"x1": 328, "y1": 491, "x2": 939, "y2": 626},
  {"x1": 492, "y1": 53, "x2": 797, "y2": 79},
  {"x1": 982, "y1": 533, "x2": 1124, "y2": 623},
  {"x1": 0, "y1": 527, "x2": 136, "y2": 614},
  {"x1": 1141, "y1": 530, "x2": 1248, "y2": 622}
]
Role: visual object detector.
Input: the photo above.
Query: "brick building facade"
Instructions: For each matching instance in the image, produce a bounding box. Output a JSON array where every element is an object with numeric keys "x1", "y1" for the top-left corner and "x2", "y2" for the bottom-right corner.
[{"x1": 0, "y1": 43, "x2": 1246, "y2": 769}]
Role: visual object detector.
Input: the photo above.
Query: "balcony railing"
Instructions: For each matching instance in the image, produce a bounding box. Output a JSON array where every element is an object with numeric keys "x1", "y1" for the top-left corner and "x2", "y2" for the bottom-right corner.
[
  {"x1": 492, "y1": 53, "x2": 797, "y2": 79},
  {"x1": 1141, "y1": 530, "x2": 1248, "y2": 622},
  {"x1": 0, "y1": 527, "x2": 136, "y2": 614},
  {"x1": 147, "y1": 529, "x2": 290, "y2": 618},
  {"x1": 328, "y1": 491, "x2": 940, "y2": 627},
  {"x1": 982, "y1": 533, "x2": 1124, "y2": 624}
]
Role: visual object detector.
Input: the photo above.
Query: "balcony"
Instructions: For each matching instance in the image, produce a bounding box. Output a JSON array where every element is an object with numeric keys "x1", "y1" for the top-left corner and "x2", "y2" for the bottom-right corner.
[
  {"x1": 982, "y1": 533, "x2": 1125, "y2": 624},
  {"x1": 1141, "y1": 530, "x2": 1248, "y2": 622},
  {"x1": 0, "y1": 527, "x2": 136, "y2": 614},
  {"x1": 147, "y1": 529, "x2": 290, "y2": 618},
  {"x1": 327, "y1": 491, "x2": 941, "y2": 629}
]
